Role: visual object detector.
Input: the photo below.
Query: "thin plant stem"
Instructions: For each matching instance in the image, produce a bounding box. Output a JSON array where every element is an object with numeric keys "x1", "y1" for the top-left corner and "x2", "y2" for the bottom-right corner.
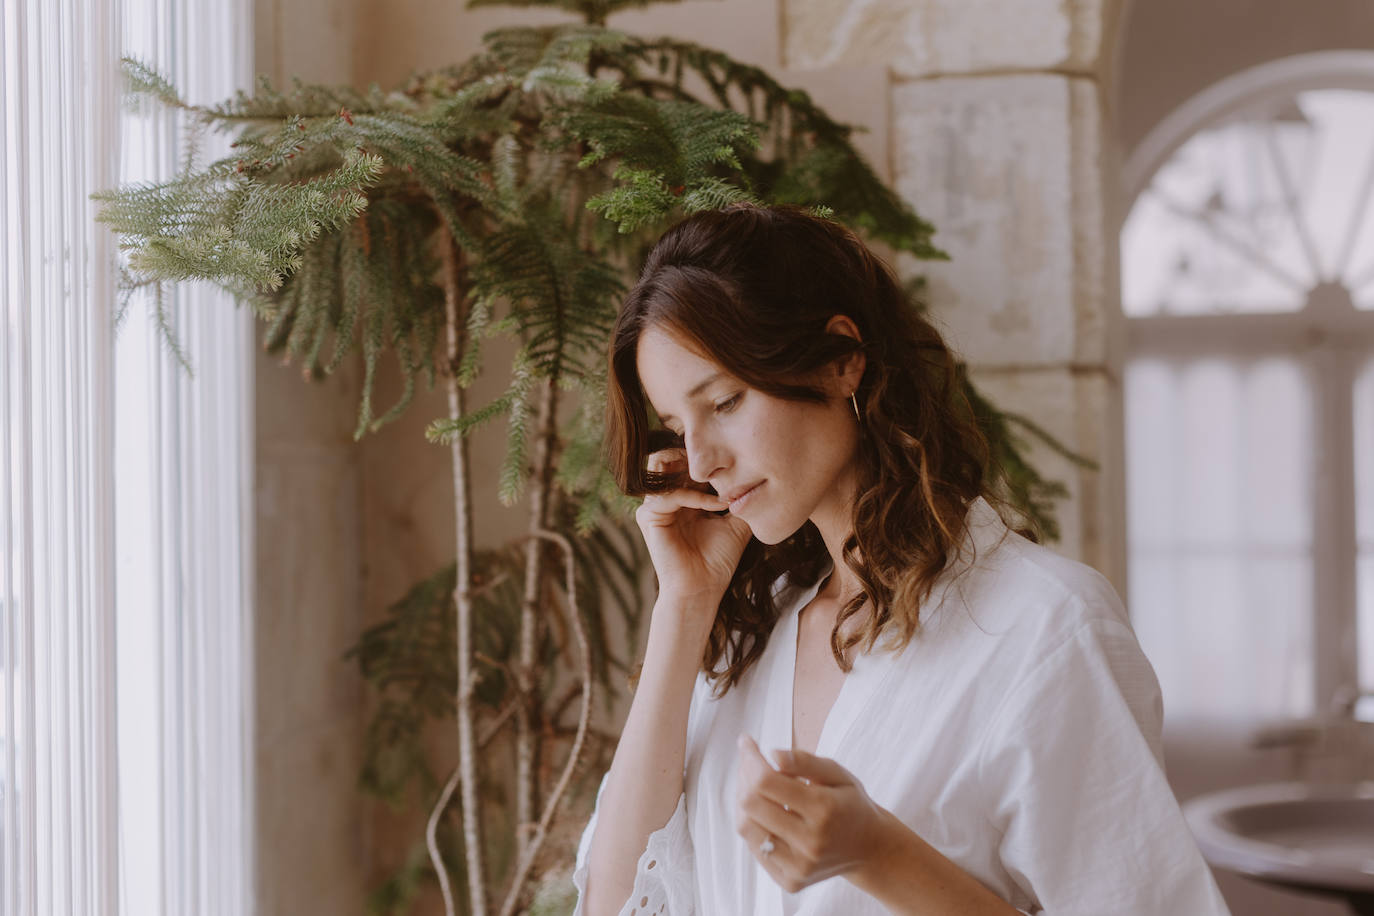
[
  {"x1": 499, "y1": 528, "x2": 595, "y2": 916},
  {"x1": 516, "y1": 378, "x2": 560, "y2": 858},
  {"x1": 429, "y1": 228, "x2": 487, "y2": 916}
]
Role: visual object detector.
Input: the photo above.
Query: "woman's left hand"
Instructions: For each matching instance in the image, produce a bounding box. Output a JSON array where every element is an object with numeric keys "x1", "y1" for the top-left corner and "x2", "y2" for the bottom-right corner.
[{"x1": 735, "y1": 735, "x2": 888, "y2": 893}]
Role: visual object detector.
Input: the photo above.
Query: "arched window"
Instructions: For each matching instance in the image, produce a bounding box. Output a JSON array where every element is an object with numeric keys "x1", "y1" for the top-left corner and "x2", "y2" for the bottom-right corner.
[{"x1": 1121, "y1": 52, "x2": 1374, "y2": 721}]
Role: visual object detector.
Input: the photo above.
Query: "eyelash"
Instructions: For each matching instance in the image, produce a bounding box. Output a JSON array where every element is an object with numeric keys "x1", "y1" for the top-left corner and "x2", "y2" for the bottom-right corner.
[
  {"x1": 664, "y1": 393, "x2": 742, "y2": 439},
  {"x1": 713, "y1": 393, "x2": 742, "y2": 415}
]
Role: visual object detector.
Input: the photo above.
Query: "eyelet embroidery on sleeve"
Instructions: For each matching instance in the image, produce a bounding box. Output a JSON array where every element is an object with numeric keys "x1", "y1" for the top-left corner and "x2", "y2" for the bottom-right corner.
[{"x1": 572, "y1": 791, "x2": 694, "y2": 916}]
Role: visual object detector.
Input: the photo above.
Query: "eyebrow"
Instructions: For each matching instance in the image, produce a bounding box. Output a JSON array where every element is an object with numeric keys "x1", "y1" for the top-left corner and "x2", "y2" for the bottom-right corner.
[{"x1": 653, "y1": 372, "x2": 727, "y2": 426}]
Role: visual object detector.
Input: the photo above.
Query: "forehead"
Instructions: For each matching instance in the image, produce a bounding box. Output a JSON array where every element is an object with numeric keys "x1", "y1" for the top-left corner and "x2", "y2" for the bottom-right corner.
[{"x1": 635, "y1": 327, "x2": 728, "y2": 413}]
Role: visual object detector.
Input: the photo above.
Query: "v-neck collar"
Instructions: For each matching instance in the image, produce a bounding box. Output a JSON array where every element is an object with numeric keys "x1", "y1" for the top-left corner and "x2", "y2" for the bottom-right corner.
[
  {"x1": 749, "y1": 498, "x2": 1010, "y2": 914},
  {"x1": 754, "y1": 563, "x2": 900, "y2": 915},
  {"x1": 763, "y1": 559, "x2": 895, "y2": 762},
  {"x1": 788, "y1": 563, "x2": 896, "y2": 760},
  {"x1": 763, "y1": 497, "x2": 1007, "y2": 765}
]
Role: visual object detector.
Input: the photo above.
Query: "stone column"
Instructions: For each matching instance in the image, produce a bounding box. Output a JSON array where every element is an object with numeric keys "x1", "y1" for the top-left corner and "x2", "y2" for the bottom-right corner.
[{"x1": 783, "y1": 0, "x2": 1129, "y2": 590}]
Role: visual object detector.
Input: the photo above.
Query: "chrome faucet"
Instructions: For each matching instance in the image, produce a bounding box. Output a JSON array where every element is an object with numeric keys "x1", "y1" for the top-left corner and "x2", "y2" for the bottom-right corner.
[
  {"x1": 1325, "y1": 685, "x2": 1374, "y2": 780},
  {"x1": 1328, "y1": 685, "x2": 1374, "y2": 723}
]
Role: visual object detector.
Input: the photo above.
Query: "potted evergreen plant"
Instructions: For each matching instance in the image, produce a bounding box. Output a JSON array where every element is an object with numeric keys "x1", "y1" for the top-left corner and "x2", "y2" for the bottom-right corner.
[{"x1": 95, "y1": 0, "x2": 1081, "y2": 911}]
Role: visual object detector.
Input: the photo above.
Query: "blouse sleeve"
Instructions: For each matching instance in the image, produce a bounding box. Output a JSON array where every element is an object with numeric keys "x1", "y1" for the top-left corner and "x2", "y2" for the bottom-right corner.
[
  {"x1": 570, "y1": 772, "x2": 696, "y2": 916},
  {"x1": 975, "y1": 617, "x2": 1232, "y2": 916}
]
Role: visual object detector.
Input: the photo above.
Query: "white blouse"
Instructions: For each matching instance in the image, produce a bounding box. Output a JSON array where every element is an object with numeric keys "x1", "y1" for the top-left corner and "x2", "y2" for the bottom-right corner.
[{"x1": 572, "y1": 498, "x2": 1231, "y2": 915}]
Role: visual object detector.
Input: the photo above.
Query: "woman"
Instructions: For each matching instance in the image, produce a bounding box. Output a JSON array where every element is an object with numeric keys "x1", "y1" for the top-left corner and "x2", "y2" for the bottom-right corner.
[{"x1": 573, "y1": 204, "x2": 1230, "y2": 915}]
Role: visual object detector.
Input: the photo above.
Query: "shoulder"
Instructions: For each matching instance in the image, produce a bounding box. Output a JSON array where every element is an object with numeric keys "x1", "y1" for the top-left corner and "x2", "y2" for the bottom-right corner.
[
  {"x1": 914, "y1": 498, "x2": 1150, "y2": 706},
  {"x1": 940, "y1": 503, "x2": 1166, "y2": 748},
  {"x1": 940, "y1": 498, "x2": 1128, "y2": 643}
]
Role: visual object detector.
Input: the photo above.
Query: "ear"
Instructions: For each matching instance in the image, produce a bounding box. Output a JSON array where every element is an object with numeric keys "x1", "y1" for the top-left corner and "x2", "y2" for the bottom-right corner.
[{"x1": 823, "y1": 314, "x2": 866, "y2": 396}]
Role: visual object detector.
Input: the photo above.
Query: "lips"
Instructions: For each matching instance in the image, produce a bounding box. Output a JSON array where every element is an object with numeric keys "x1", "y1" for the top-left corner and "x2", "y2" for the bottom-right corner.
[
  {"x1": 722, "y1": 481, "x2": 763, "y2": 510},
  {"x1": 720, "y1": 482, "x2": 760, "y2": 502}
]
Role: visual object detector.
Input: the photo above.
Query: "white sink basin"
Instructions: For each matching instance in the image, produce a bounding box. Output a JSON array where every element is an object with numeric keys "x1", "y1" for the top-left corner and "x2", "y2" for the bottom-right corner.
[{"x1": 1183, "y1": 782, "x2": 1374, "y2": 913}]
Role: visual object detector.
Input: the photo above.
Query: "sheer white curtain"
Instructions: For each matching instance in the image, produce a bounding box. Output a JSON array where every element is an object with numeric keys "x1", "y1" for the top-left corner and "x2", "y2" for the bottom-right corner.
[
  {"x1": 2, "y1": 2, "x2": 122, "y2": 913},
  {"x1": 1, "y1": 0, "x2": 253, "y2": 913}
]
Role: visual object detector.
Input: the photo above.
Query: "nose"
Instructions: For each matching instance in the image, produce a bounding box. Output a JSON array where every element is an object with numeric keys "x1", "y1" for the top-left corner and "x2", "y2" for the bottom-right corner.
[{"x1": 684, "y1": 427, "x2": 727, "y2": 484}]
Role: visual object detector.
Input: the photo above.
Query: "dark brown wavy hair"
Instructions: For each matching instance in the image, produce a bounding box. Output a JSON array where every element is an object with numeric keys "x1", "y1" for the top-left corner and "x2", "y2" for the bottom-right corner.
[{"x1": 605, "y1": 203, "x2": 997, "y2": 696}]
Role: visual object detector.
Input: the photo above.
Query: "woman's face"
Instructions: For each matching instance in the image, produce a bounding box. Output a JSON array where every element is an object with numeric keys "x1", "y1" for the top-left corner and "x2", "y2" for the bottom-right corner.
[{"x1": 635, "y1": 325, "x2": 862, "y2": 546}]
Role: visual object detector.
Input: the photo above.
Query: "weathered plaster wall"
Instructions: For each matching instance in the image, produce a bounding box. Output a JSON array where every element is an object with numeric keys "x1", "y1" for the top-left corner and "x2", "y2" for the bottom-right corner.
[{"x1": 253, "y1": 0, "x2": 369, "y2": 912}]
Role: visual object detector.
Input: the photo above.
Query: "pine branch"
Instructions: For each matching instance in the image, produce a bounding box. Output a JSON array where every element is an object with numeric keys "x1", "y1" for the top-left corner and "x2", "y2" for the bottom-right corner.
[
  {"x1": 568, "y1": 95, "x2": 759, "y2": 232},
  {"x1": 605, "y1": 37, "x2": 946, "y2": 260},
  {"x1": 94, "y1": 147, "x2": 381, "y2": 291},
  {"x1": 121, "y1": 57, "x2": 189, "y2": 110}
]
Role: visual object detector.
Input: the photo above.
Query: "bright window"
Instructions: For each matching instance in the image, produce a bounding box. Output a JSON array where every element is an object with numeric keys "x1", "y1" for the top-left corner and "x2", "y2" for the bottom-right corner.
[{"x1": 1122, "y1": 58, "x2": 1374, "y2": 721}]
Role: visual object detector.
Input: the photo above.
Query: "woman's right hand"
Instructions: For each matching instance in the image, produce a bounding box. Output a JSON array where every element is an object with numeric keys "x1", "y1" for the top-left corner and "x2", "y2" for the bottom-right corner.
[{"x1": 635, "y1": 447, "x2": 755, "y2": 609}]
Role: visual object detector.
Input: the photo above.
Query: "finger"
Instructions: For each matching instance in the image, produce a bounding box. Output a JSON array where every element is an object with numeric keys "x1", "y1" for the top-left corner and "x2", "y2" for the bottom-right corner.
[
  {"x1": 736, "y1": 734, "x2": 770, "y2": 766},
  {"x1": 772, "y1": 747, "x2": 858, "y2": 787},
  {"x1": 737, "y1": 738, "x2": 818, "y2": 835},
  {"x1": 752, "y1": 768, "x2": 819, "y2": 823},
  {"x1": 736, "y1": 736, "x2": 814, "y2": 815},
  {"x1": 646, "y1": 447, "x2": 686, "y2": 473},
  {"x1": 736, "y1": 809, "x2": 770, "y2": 852},
  {"x1": 646, "y1": 448, "x2": 724, "y2": 506},
  {"x1": 737, "y1": 815, "x2": 806, "y2": 893},
  {"x1": 734, "y1": 735, "x2": 772, "y2": 797},
  {"x1": 739, "y1": 785, "x2": 808, "y2": 844},
  {"x1": 640, "y1": 488, "x2": 730, "y2": 518},
  {"x1": 735, "y1": 735, "x2": 782, "y2": 790},
  {"x1": 646, "y1": 449, "x2": 725, "y2": 496},
  {"x1": 737, "y1": 806, "x2": 797, "y2": 865}
]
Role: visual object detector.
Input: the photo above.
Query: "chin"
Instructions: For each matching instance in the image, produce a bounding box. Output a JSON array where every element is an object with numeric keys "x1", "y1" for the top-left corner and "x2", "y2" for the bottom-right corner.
[{"x1": 746, "y1": 517, "x2": 810, "y2": 547}]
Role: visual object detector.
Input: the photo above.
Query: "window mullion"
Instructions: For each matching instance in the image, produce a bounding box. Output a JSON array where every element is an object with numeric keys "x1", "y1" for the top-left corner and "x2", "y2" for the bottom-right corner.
[{"x1": 1309, "y1": 343, "x2": 1360, "y2": 711}]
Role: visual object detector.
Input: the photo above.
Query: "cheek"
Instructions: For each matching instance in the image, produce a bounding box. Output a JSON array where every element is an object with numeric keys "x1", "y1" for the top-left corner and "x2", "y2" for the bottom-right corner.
[
  {"x1": 754, "y1": 406, "x2": 814, "y2": 453},
  {"x1": 783, "y1": 412, "x2": 853, "y2": 470}
]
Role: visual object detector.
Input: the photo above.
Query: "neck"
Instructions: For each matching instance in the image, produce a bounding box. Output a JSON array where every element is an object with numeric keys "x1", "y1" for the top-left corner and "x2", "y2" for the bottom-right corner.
[
  {"x1": 813, "y1": 527, "x2": 862, "y2": 604},
  {"x1": 806, "y1": 550, "x2": 864, "y2": 644},
  {"x1": 809, "y1": 469, "x2": 863, "y2": 604},
  {"x1": 813, "y1": 508, "x2": 857, "y2": 609}
]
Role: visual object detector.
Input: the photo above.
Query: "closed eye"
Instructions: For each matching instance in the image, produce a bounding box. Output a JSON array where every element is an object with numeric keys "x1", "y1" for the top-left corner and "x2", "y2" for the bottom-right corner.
[
  {"x1": 713, "y1": 393, "x2": 742, "y2": 414},
  {"x1": 649, "y1": 393, "x2": 740, "y2": 447}
]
